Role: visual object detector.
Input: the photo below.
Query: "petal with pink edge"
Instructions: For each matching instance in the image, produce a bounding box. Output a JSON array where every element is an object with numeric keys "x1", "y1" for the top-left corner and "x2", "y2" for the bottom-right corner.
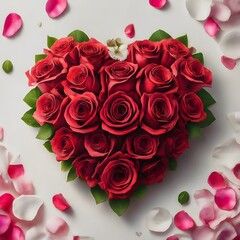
[
  {"x1": 166, "y1": 236, "x2": 179, "y2": 240},
  {"x1": 215, "y1": 221, "x2": 237, "y2": 240},
  {"x1": 199, "y1": 202, "x2": 216, "y2": 224},
  {"x1": 233, "y1": 163, "x2": 240, "y2": 179},
  {"x1": 208, "y1": 172, "x2": 227, "y2": 190},
  {"x1": 221, "y1": 56, "x2": 237, "y2": 70},
  {"x1": 224, "y1": 0, "x2": 240, "y2": 14},
  {"x1": 191, "y1": 226, "x2": 215, "y2": 240},
  {"x1": 46, "y1": 0, "x2": 68, "y2": 18},
  {"x1": 8, "y1": 164, "x2": 24, "y2": 179},
  {"x1": 0, "y1": 193, "x2": 15, "y2": 212},
  {"x1": 45, "y1": 216, "x2": 68, "y2": 234},
  {"x1": 0, "y1": 145, "x2": 11, "y2": 183},
  {"x1": 52, "y1": 193, "x2": 70, "y2": 211},
  {"x1": 124, "y1": 24, "x2": 135, "y2": 38},
  {"x1": 149, "y1": 0, "x2": 167, "y2": 9},
  {"x1": 214, "y1": 187, "x2": 237, "y2": 210},
  {"x1": 0, "y1": 128, "x2": 4, "y2": 141},
  {"x1": 25, "y1": 226, "x2": 46, "y2": 240},
  {"x1": 4, "y1": 225, "x2": 25, "y2": 240},
  {"x1": 211, "y1": 2, "x2": 231, "y2": 22},
  {"x1": 174, "y1": 211, "x2": 195, "y2": 231},
  {"x1": 228, "y1": 112, "x2": 240, "y2": 132},
  {"x1": 194, "y1": 189, "x2": 214, "y2": 207},
  {"x1": 231, "y1": 213, "x2": 240, "y2": 235},
  {"x1": 0, "y1": 214, "x2": 11, "y2": 235},
  {"x1": 2, "y1": 13, "x2": 23, "y2": 38},
  {"x1": 12, "y1": 175, "x2": 34, "y2": 195},
  {"x1": 204, "y1": 17, "x2": 220, "y2": 37}
]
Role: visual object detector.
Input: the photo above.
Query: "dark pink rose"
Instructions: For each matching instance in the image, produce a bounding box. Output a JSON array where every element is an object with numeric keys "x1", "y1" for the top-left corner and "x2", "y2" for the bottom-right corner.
[
  {"x1": 136, "y1": 63, "x2": 177, "y2": 96},
  {"x1": 127, "y1": 40, "x2": 161, "y2": 68},
  {"x1": 125, "y1": 130, "x2": 159, "y2": 160},
  {"x1": 64, "y1": 92, "x2": 99, "y2": 133},
  {"x1": 100, "y1": 91, "x2": 140, "y2": 135},
  {"x1": 84, "y1": 129, "x2": 116, "y2": 157},
  {"x1": 171, "y1": 57, "x2": 212, "y2": 92},
  {"x1": 140, "y1": 93, "x2": 179, "y2": 135},
  {"x1": 96, "y1": 151, "x2": 139, "y2": 199},
  {"x1": 51, "y1": 127, "x2": 84, "y2": 161}
]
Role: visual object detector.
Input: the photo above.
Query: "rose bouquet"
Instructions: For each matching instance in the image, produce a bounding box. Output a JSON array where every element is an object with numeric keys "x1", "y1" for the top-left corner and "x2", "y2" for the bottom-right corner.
[{"x1": 22, "y1": 29, "x2": 215, "y2": 215}]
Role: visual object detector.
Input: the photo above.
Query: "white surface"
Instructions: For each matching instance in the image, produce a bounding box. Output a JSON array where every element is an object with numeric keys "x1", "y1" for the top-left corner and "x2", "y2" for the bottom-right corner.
[{"x1": 0, "y1": 0, "x2": 239, "y2": 239}]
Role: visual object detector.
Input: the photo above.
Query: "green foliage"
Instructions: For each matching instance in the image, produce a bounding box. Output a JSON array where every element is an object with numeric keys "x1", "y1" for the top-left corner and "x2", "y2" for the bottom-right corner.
[
  {"x1": 176, "y1": 34, "x2": 188, "y2": 47},
  {"x1": 61, "y1": 159, "x2": 74, "y2": 172},
  {"x1": 197, "y1": 89, "x2": 216, "y2": 108},
  {"x1": 43, "y1": 141, "x2": 53, "y2": 153},
  {"x1": 2, "y1": 60, "x2": 13, "y2": 73},
  {"x1": 178, "y1": 191, "x2": 190, "y2": 205},
  {"x1": 168, "y1": 158, "x2": 178, "y2": 171},
  {"x1": 36, "y1": 123, "x2": 54, "y2": 140},
  {"x1": 23, "y1": 87, "x2": 42, "y2": 108},
  {"x1": 67, "y1": 166, "x2": 77, "y2": 182},
  {"x1": 149, "y1": 29, "x2": 172, "y2": 41},
  {"x1": 91, "y1": 185, "x2": 108, "y2": 204},
  {"x1": 35, "y1": 54, "x2": 47, "y2": 63},
  {"x1": 21, "y1": 109, "x2": 40, "y2": 127},
  {"x1": 68, "y1": 30, "x2": 89, "y2": 43},
  {"x1": 133, "y1": 185, "x2": 147, "y2": 198},
  {"x1": 192, "y1": 52, "x2": 204, "y2": 65},
  {"x1": 109, "y1": 198, "x2": 130, "y2": 216},
  {"x1": 47, "y1": 36, "x2": 57, "y2": 48}
]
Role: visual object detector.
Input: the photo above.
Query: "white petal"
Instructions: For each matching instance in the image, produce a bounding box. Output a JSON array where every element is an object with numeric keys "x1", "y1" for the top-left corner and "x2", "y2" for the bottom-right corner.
[
  {"x1": 0, "y1": 145, "x2": 11, "y2": 183},
  {"x1": 220, "y1": 31, "x2": 240, "y2": 59},
  {"x1": 211, "y1": 2, "x2": 231, "y2": 22},
  {"x1": 186, "y1": 0, "x2": 212, "y2": 21},
  {"x1": 224, "y1": 0, "x2": 240, "y2": 14},
  {"x1": 191, "y1": 226, "x2": 215, "y2": 240},
  {"x1": 146, "y1": 207, "x2": 173, "y2": 232},
  {"x1": 45, "y1": 216, "x2": 68, "y2": 234},
  {"x1": 12, "y1": 175, "x2": 34, "y2": 195},
  {"x1": 194, "y1": 189, "x2": 214, "y2": 207},
  {"x1": 25, "y1": 226, "x2": 46, "y2": 240},
  {"x1": 228, "y1": 112, "x2": 240, "y2": 132},
  {"x1": 13, "y1": 195, "x2": 43, "y2": 221}
]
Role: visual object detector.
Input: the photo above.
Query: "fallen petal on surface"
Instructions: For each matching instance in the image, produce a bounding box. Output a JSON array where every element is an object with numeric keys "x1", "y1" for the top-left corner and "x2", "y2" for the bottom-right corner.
[
  {"x1": 12, "y1": 175, "x2": 34, "y2": 195},
  {"x1": 2, "y1": 13, "x2": 23, "y2": 38},
  {"x1": 0, "y1": 214, "x2": 11, "y2": 234},
  {"x1": 224, "y1": 0, "x2": 240, "y2": 14},
  {"x1": 221, "y1": 56, "x2": 237, "y2": 70},
  {"x1": 208, "y1": 172, "x2": 227, "y2": 190},
  {"x1": 124, "y1": 24, "x2": 135, "y2": 38},
  {"x1": 45, "y1": 216, "x2": 68, "y2": 234},
  {"x1": 0, "y1": 193, "x2": 15, "y2": 212},
  {"x1": 204, "y1": 17, "x2": 220, "y2": 37},
  {"x1": 214, "y1": 187, "x2": 237, "y2": 210},
  {"x1": 52, "y1": 193, "x2": 70, "y2": 211},
  {"x1": 215, "y1": 221, "x2": 237, "y2": 240},
  {"x1": 191, "y1": 226, "x2": 215, "y2": 240},
  {"x1": 8, "y1": 164, "x2": 24, "y2": 179},
  {"x1": 174, "y1": 211, "x2": 195, "y2": 230},
  {"x1": 233, "y1": 163, "x2": 240, "y2": 179},
  {"x1": 0, "y1": 145, "x2": 11, "y2": 183},
  {"x1": 25, "y1": 226, "x2": 46, "y2": 240},
  {"x1": 0, "y1": 128, "x2": 4, "y2": 141},
  {"x1": 46, "y1": 0, "x2": 68, "y2": 18},
  {"x1": 149, "y1": 0, "x2": 168, "y2": 9},
  {"x1": 199, "y1": 202, "x2": 216, "y2": 224},
  {"x1": 228, "y1": 112, "x2": 240, "y2": 132},
  {"x1": 211, "y1": 2, "x2": 231, "y2": 22},
  {"x1": 194, "y1": 189, "x2": 214, "y2": 207}
]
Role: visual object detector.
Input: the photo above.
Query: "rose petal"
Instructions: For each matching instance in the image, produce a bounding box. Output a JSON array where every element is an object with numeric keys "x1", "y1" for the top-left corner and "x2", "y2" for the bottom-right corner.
[
  {"x1": 0, "y1": 214, "x2": 11, "y2": 234},
  {"x1": 211, "y1": 2, "x2": 231, "y2": 22},
  {"x1": 233, "y1": 163, "x2": 240, "y2": 179},
  {"x1": 204, "y1": 17, "x2": 220, "y2": 37},
  {"x1": 186, "y1": 0, "x2": 212, "y2": 21},
  {"x1": 208, "y1": 172, "x2": 227, "y2": 190},
  {"x1": 166, "y1": 236, "x2": 179, "y2": 240},
  {"x1": 25, "y1": 226, "x2": 46, "y2": 240},
  {"x1": 52, "y1": 193, "x2": 70, "y2": 211},
  {"x1": 215, "y1": 221, "x2": 237, "y2": 240},
  {"x1": 224, "y1": 0, "x2": 240, "y2": 14},
  {"x1": 214, "y1": 187, "x2": 237, "y2": 210},
  {"x1": 199, "y1": 202, "x2": 216, "y2": 224},
  {"x1": 228, "y1": 112, "x2": 240, "y2": 132},
  {"x1": 2, "y1": 13, "x2": 23, "y2": 38},
  {"x1": 0, "y1": 128, "x2": 4, "y2": 141},
  {"x1": 124, "y1": 24, "x2": 135, "y2": 38},
  {"x1": 5, "y1": 225, "x2": 25, "y2": 240},
  {"x1": 146, "y1": 207, "x2": 173, "y2": 232},
  {"x1": 8, "y1": 164, "x2": 24, "y2": 179},
  {"x1": 220, "y1": 31, "x2": 240, "y2": 59},
  {"x1": 0, "y1": 145, "x2": 11, "y2": 183},
  {"x1": 45, "y1": 0, "x2": 68, "y2": 18},
  {"x1": 45, "y1": 216, "x2": 68, "y2": 234},
  {"x1": 167, "y1": 234, "x2": 192, "y2": 240},
  {"x1": 12, "y1": 175, "x2": 34, "y2": 195},
  {"x1": 149, "y1": 0, "x2": 168, "y2": 9},
  {"x1": 12, "y1": 195, "x2": 43, "y2": 221},
  {"x1": 194, "y1": 189, "x2": 214, "y2": 207},
  {"x1": 191, "y1": 226, "x2": 215, "y2": 240},
  {"x1": 174, "y1": 211, "x2": 195, "y2": 231},
  {"x1": 221, "y1": 56, "x2": 237, "y2": 70},
  {"x1": 231, "y1": 213, "x2": 240, "y2": 235},
  {"x1": 0, "y1": 193, "x2": 15, "y2": 212}
]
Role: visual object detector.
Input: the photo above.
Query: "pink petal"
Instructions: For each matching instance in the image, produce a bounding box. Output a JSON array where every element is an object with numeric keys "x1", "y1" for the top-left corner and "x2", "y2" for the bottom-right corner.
[
  {"x1": 174, "y1": 211, "x2": 195, "y2": 231},
  {"x1": 2, "y1": 13, "x2": 23, "y2": 38},
  {"x1": 208, "y1": 172, "x2": 227, "y2": 190},
  {"x1": 224, "y1": 0, "x2": 240, "y2": 14},
  {"x1": 52, "y1": 193, "x2": 70, "y2": 211},
  {"x1": 46, "y1": 216, "x2": 68, "y2": 234},
  {"x1": 204, "y1": 17, "x2": 220, "y2": 37},
  {"x1": 191, "y1": 226, "x2": 215, "y2": 240},
  {"x1": 211, "y1": 2, "x2": 231, "y2": 22},
  {"x1": 124, "y1": 24, "x2": 135, "y2": 38},
  {"x1": 199, "y1": 202, "x2": 216, "y2": 224},
  {"x1": 149, "y1": 0, "x2": 168, "y2": 9},
  {"x1": 8, "y1": 164, "x2": 24, "y2": 179},
  {"x1": 233, "y1": 163, "x2": 240, "y2": 179},
  {"x1": 45, "y1": 0, "x2": 68, "y2": 18},
  {"x1": 215, "y1": 221, "x2": 237, "y2": 240},
  {"x1": 12, "y1": 175, "x2": 34, "y2": 195},
  {"x1": 0, "y1": 193, "x2": 15, "y2": 212},
  {"x1": 166, "y1": 236, "x2": 179, "y2": 240},
  {"x1": 194, "y1": 189, "x2": 214, "y2": 207},
  {"x1": 0, "y1": 128, "x2": 4, "y2": 141},
  {"x1": 0, "y1": 214, "x2": 11, "y2": 234},
  {"x1": 0, "y1": 145, "x2": 11, "y2": 183},
  {"x1": 4, "y1": 225, "x2": 25, "y2": 240},
  {"x1": 221, "y1": 56, "x2": 237, "y2": 70},
  {"x1": 215, "y1": 187, "x2": 237, "y2": 210}
]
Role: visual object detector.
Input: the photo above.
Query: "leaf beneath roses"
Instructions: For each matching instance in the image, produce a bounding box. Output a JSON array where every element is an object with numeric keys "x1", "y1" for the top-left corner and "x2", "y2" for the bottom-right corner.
[
  {"x1": 43, "y1": 141, "x2": 53, "y2": 153},
  {"x1": 133, "y1": 185, "x2": 147, "y2": 198},
  {"x1": 176, "y1": 34, "x2": 188, "y2": 47},
  {"x1": 192, "y1": 53, "x2": 204, "y2": 65},
  {"x1": 67, "y1": 166, "x2": 77, "y2": 182},
  {"x1": 21, "y1": 109, "x2": 40, "y2": 128},
  {"x1": 187, "y1": 123, "x2": 202, "y2": 138},
  {"x1": 149, "y1": 29, "x2": 172, "y2": 42},
  {"x1": 35, "y1": 54, "x2": 47, "y2": 64},
  {"x1": 198, "y1": 109, "x2": 216, "y2": 128},
  {"x1": 109, "y1": 198, "x2": 130, "y2": 216},
  {"x1": 91, "y1": 185, "x2": 108, "y2": 204},
  {"x1": 68, "y1": 30, "x2": 89, "y2": 43},
  {"x1": 36, "y1": 124, "x2": 54, "y2": 140},
  {"x1": 47, "y1": 35, "x2": 58, "y2": 48},
  {"x1": 168, "y1": 158, "x2": 178, "y2": 171},
  {"x1": 61, "y1": 159, "x2": 73, "y2": 172},
  {"x1": 196, "y1": 89, "x2": 216, "y2": 108},
  {"x1": 23, "y1": 87, "x2": 42, "y2": 108}
]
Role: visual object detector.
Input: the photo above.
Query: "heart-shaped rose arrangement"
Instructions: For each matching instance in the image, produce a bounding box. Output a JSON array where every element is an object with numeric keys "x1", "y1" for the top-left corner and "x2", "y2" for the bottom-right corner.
[{"x1": 22, "y1": 29, "x2": 215, "y2": 215}]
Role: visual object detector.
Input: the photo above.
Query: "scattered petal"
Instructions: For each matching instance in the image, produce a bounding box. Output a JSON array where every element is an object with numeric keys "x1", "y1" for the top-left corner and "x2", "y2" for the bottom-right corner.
[
  {"x1": 0, "y1": 193, "x2": 15, "y2": 212},
  {"x1": 124, "y1": 24, "x2": 135, "y2": 38},
  {"x1": 25, "y1": 226, "x2": 46, "y2": 239},
  {"x1": 5, "y1": 225, "x2": 25, "y2": 240},
  {"x1": 12, "y1": 195, "x2": 43, "y2": 221},
  {"x1": 45, "y1": 216, "x2": 68, "y2": 234},
  {"x1": 52, "y1": 193, "x2": 70, "y2": 211},
  {"x1": 174, "y1": 211, "x2": 195, "y2": 231},
  {"x1": 204, "y1": 17, "x2": 220, "y2": 37},
  {"x1": 191, "y1": 226, "x2": 215, "y2": 240},
  {"x1": 199, "y1": 202, "x2": 216, "y2": 224},
  {"x1": 12, "y1": 175, "x2": 34, "y2": 195},
  {"x1": 0, "y1": 128, "x2": 3, "y2": 141},
  {"x1": 214, "y1": 187, "x2": 237, "y2": 210},
  {"x1": 224, "y1": 0, "x2": 240, "y2": 14},
  {"x1": 2, "y1": 13, "x2": 23, "y2": 38},
  {"x1": 215, "y1": 221, "x2": 237, "y2": 240},
  {"x1": 45, "y1": 0, "x2": 68, "y2": 18},
  {"x1": 0, "y1": 145, "x2": 11, "y2": 183},
  {"x1": 228, "y1": 112, "x2": 240, "y2": 132},
  {"x1": 233, "y1": 163, "x2": 240, "y2": 179},
  {"x1": 149, "y1": 0, "x2": 168, "y2": 9},
  {"x1": 146, "y1": 207, "x2": 173, "y2": 232},
  {"x1": 194, "y1": 189, "x2": 214, "y2": 207},
  {"x1": 208, "y1": 172, "x2": 227, "y2": 190},
  {"x1": 0, "y1": 214, "x2": 11, "y2": 234},
  {"x1": 166, "y1": 236, "x2": 179, "y2": 240},
  {"x1": 221, "y1": 56, "x2": 237, "y2": 70},
  {"x1": 8, "y1": 164, "x2": 24, "y2": 179},
  {"x1": 211, "y1": 2, "x2": 231, "y2": 22}
]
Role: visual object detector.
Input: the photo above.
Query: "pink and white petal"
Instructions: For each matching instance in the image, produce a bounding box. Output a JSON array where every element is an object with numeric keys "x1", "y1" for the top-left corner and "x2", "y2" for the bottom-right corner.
[
  {"x1": 25, "y1": 226, "x2": 46, "y2": 240},
  {"x1": 45, "y1": 216, "x2": 68, "y2": 235},
  {"x1": 0, "y1": 128, "x2": 4, "y2": 141},
  {"x1": 45, "y1": 0, "x2": 68, "y2": 18},
  {"x1": 12, "y1": 175, "x2": 34, "y2": 195},
  {"x1": 2, "y1": 13, "x2": 23, "y2": 38},
  {"x1": 214, "y1": 187, "x2": 237, "y2": 210},
  {"x1": 149, "y1": 0, "x2": 168, "y2": 9},
  {"x1": 167, "y1": 234, "x2": 192, "y2": 240},
  {"x1": 174, "y1": 211, "x2": 195, "y2": 231},
  {"x1": 186, "y1": 0, "x2": 212, "y2": 21},
  {"x1": 52, "y1": 193, "x2": 70, "y2": 211},
  {"x1": 12, "y1": 195, "x2": 43, "y2": 221},
  {"x1": 208, "y1": 172, "x2": 227, "y2": 190},
  {"x1": 0, "y1": 145, "x2": 11, "y2": 183},
  {"x1": 224, "y1": 0, "x2": 240, "y2": 14},
  {"x1": 221, "y1": 56, "x2": 237, "y2": 70},
  {"x1": 7, "y1": 225, "x2": 25, "y2": 240},
  {"x1": 166, "y1": 236, "x2": 179, "y2": 240},
  {"x1": 146, "y1": 207, "x2": 173, "y2": 232},
  {"x1": 194, "y1": 189, "x2": 214, "y2": 207},
  {"x1": 231, "y1": 213, "x2": 240, "y2": 235},
  {"x1": 228, "y1": 112, "x2": 240, "y2": 133},
  {"x1": 215, "y1": 221, "x2": 237, "y2": 240},
  {"x1": 211, "y1": 2, "x2": 231, "y2": 22},
  {"x1": 0, "y1": 214, "x2": 11, "y2": 234},
  {"x1": 0, "y1": 193, "x2": 15, "y2": 212},
  {"x1": 124, "y1": 24, "x2": 135, "y2": 38},
  {"x1": 199, "y1": 202, "x2": 216, "y2": 224},
  {"x1": 191, "y1": 226, "x2": 215, "y2": 240},
  {"x1": 8, "y1": 164, "x2": 24, "y2": 179},
  {"x1": 204, "y1": 17, "x2": 220, "y2": 37}
]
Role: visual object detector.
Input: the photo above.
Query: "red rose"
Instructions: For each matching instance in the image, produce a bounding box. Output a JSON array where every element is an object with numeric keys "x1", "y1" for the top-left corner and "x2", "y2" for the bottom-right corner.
[
  {"x1": 64, "y1": 92, "x2": 99, "y2": 133},
  {"x1": 140, "y1": 93, "x2": 179, "y2": 135},
  {"x1": 127, "y1": 40, "x2": 161, "y2": 68},
  {"x1": 100, "y1": 61, "x2": 138, "y2": 96},
  {"x1": 125, "y1": 130, "x2": 159, "y2": 160},
  {"x1": 100, "y1": 91, "x2": 140, "y2": 135},
  {"x1": 140, "y1": 157, "x2": 167, "y2": 185},
  {"x1": 179, "y1": 92, "x2": 207, "y2": 122},
  {"x1": 51, "y1": 127, "x2": 84, "y2": 161},
  {"x1": 136, "y1": 63, "x2": 178, "y2": 96},
  {"x1": 84, "y1": 129, "x2": 116, "y2": 157},
  {"x1": 160, "y1": 38, "x2": 191, "y2": 68},
  {"x1": 73, "y1": 154, "x2": 99, "y2": 187},
  {"x1": 96, "y1": 151, "x2": 139, "y2": 199},
  {"x1": 26, "y1": 57, "x2": 68, "y2": 92},
  {"x1": 171, "y1": 57, "x2": 212, "y2": 92}
]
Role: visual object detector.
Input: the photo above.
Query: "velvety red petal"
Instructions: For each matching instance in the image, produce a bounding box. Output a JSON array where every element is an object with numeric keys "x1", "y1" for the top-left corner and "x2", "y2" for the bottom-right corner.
[
  {"x1": 233, "y1": 163, "x2": 240, "y2": 179},
  {"x1": 149, "y1": 0, "x2": 167, "y2": 9},
  {"x1": 124, "y1": 24, "x2": 135, "y2": 38},
  {"x1": 46, "y1": 0, "x2": 68, "y2": 18},
  {"x1": 208, "y1": 171, "x2": 227, "y2": 190},
  {"x1": 8, "y1": 164, "x2": 24, "y2": 179},
  {"x1": 215, "y1": 187, "x2": 237, "y2": 210},
  {"x1": 0, "y1": 193, "x2": 15, "y2": 212},
  {"x1": 221, "y1": 56, "x2": 237, "y2": 70},
  {"x1": 2, "y1": 13, "x2": 23, "y2": 38},
  {"x1": 174, "y1": 211, "x2": 195, "y2": 230},
  {"x1": 52, "y1": 193, "x2": 70, "y2": 211}
]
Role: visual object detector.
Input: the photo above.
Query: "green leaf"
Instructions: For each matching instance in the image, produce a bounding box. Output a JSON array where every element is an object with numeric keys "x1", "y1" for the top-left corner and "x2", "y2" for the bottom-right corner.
[
  {"x1": 35, "y1": 54, "x2": 47, "y2": 63},
  {"x1": 149, "y1": 29, "x2": 172, "y2": 42},
  {"x1": 187, "y1": 122, "x2": 202, "y2": 138},
  {"x1": 43, "y1": 141, "x2": 53, "y2": 153},
  {"x1": 61, "y1": 159, "x2": 74, "y2": 172},
  {"x1": 196, "y1": 89, "x2": 216, "y2": 108},
  {"x1": 67, "y1": 166, "x2": 77, "y2": 182},
  {"x1": 176, "y1": 34, "x2": 188, "y2": 47},
  {"x1": 36, "y1": 123, "x2": 54, "y2": 140},
  {"x1": 178, "y1": 191, "x2": 190, "y2": 205},
  {"x1": 47, "y1": 36, "x2": 57, "y2": 48},
  {"x1": 21, "y1": 109, "x2": 40, "y2": 127},
  {"x1": 168, "y1": 158, "x2": 177, "y2": 171},
  {"x1": 198, "y1": 109, "x2": 216, "y2": 128},
  {"x1": 68, "y1": 30, "x2": 89, "y2": 43},
  {"x1": 2, "y1": 60, "x2": 13, "y2": 73},
  {"x1": 133, "y1": 185, "x2": 147, "y2": 198},
  {"x1": 192, "y1": 52, "x2": 204, "y2": 65},
  {"x1": 23, "y1": 87, "x2": 42, "y2": 108},
  {"x1": 109, "y1": 198, "x2": 130, "y2": 216},
  {"x1": 91, "y1": 185, "x2": 108, "y2": 204}
]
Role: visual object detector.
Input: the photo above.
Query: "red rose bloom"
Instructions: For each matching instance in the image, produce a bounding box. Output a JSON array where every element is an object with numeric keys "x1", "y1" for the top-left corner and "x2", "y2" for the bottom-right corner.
[
  {"x1": 96, "y1": 151, "x2": 139, "y2": 199},
  {"x1": 100, "y1": 91, "x2": 140, "y2": 135},
  {"x1": 64, "y1": 92, "x2": 99, "y2": 133},
  {"x1": 179, "y1": 92, "x2": 207, "y2": 122},
  {"x1": 51, "y1": 127, "x2": 84, "y2": 161},
  {"x1": 171, "y1": 57, "x2": 212, "y2": 92},
  {"x1": 140, "y1": 93, "x2": 179, "y2": 135},
  {"x1": 136, "y1": 63, "x2": 178, "y2": 96}
]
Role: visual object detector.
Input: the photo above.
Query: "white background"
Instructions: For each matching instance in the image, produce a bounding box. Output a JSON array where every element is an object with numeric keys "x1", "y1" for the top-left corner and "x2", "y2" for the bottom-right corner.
[{"x1": 0, "y1": 0, "x2": 239, "y2": 239}]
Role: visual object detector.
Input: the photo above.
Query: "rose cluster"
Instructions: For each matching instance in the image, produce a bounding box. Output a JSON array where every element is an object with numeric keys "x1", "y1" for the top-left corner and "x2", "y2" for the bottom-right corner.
[{"x1": 26, "y1": 36, "x2": 212, "y2": 199}]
